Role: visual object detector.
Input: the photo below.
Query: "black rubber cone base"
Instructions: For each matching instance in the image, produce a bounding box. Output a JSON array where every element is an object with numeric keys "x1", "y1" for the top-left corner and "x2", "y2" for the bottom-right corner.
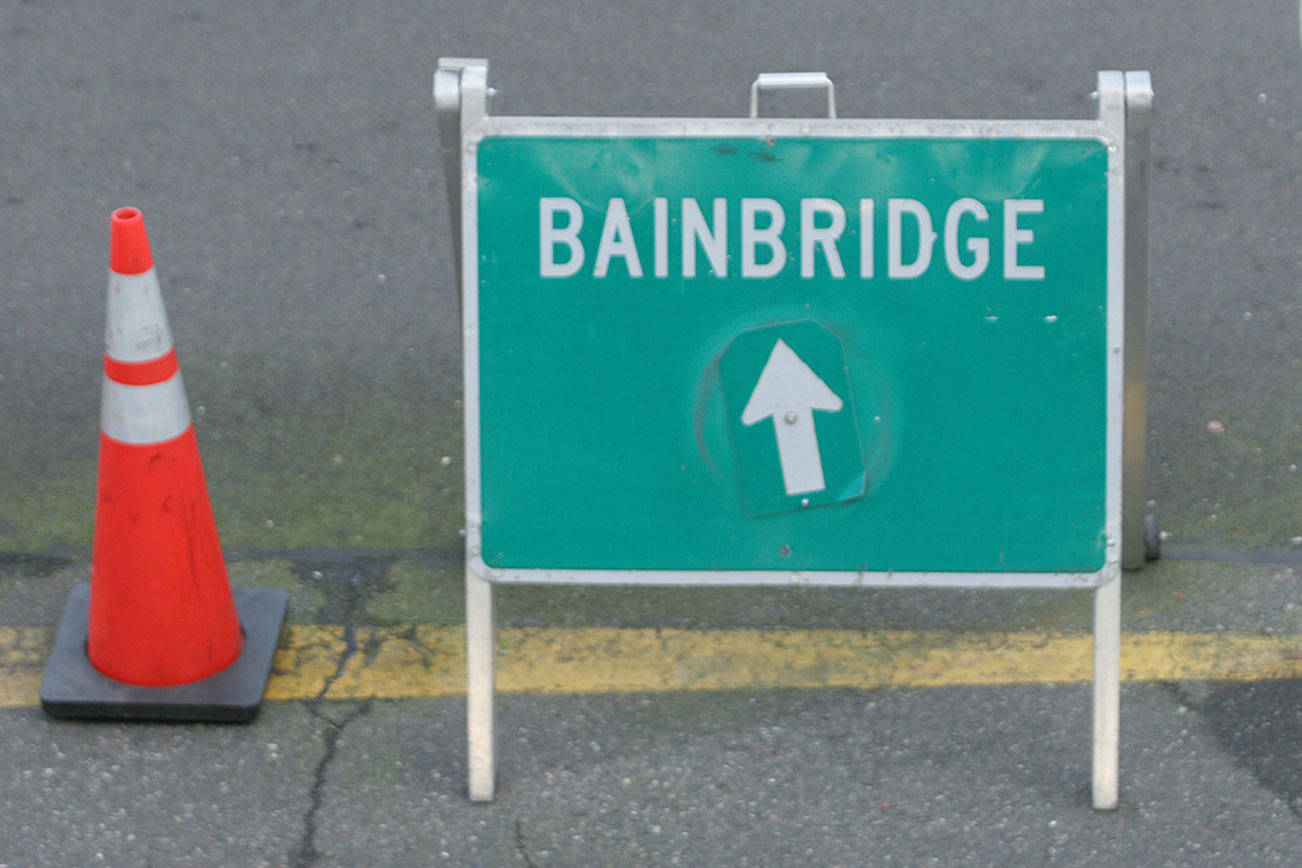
[{"x1": 40, "y1": 583, "x2": 289, "y2": 722}]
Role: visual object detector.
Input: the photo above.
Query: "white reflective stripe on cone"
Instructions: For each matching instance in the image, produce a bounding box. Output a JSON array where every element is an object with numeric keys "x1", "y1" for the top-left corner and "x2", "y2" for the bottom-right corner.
[
  {"x1": 105, "y1": 268, "x2": 175, "y2": 363},
  {"x1": 100, "y1": 372, "x2": 192, "y2": 445}
]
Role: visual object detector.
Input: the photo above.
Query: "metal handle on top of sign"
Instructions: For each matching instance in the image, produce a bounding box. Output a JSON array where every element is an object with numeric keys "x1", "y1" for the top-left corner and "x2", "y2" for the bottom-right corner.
[
  {"x1": 749, "y1": 71, "x2": 837, "y2": 118},
  {"x1": 435, "y1": 60, "x2": 1153, "y2": 811}
]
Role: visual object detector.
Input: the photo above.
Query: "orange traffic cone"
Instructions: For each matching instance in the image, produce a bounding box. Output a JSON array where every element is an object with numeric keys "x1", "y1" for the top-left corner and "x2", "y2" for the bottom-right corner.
[{"x1": 41, "y1": 208, "x2": 287, "y2": 721}]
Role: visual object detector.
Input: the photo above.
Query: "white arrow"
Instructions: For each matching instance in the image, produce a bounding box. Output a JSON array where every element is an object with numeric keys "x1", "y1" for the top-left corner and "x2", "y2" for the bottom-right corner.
[{"x1": 740, "y1": 338, "x2": 844, "y2": 496}]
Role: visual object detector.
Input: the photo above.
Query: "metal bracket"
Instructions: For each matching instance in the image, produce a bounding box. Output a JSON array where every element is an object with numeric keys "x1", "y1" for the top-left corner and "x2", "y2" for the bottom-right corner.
[
  {"x1": 749, "y1": 72, "x2": 837, "y2": 118},
  {"x1": 1121, "y1": 71, "x2": 1157, "y2": 569},
  {"x1": 434, "y1": 57, "x2": 491, "y2": 299}
]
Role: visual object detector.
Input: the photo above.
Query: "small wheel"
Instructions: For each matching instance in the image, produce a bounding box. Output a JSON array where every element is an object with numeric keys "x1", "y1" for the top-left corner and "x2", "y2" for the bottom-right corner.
[{"x1": 1144, "y1": 513, "x2": 1161, "y2": 562}]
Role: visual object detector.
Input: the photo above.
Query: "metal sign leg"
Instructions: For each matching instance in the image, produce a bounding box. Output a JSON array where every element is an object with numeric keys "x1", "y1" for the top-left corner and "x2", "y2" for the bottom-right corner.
[
  {"x1": 436, "y1": 56, "x2": 496, "y2": 803},
  {"x1": 466, "y1": 565, "x2": 496, "y2": 802},
  {"x1": 1092, "y1": 574, "x2": 1121, "y2": 809},
  {"x1": 1090, "y1": 69, "x2": 1126, "y2": 811}
]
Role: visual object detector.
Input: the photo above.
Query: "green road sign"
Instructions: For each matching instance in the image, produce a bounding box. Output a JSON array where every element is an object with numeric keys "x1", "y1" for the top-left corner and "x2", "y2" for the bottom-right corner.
[{"x1": 468, "y1": 127, "x2": 1117, "y2": 579}]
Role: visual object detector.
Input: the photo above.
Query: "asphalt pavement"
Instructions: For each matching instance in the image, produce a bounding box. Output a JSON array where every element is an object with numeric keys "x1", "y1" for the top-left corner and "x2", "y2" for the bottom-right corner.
[{"x1": 1, "y1": 0, "x2": 1299, "y2": 865}]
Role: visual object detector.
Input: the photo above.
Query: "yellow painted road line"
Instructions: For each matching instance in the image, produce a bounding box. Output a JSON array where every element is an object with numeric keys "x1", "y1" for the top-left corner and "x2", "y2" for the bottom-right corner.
[{"x1": 3, "y1": 626, "x2": 1301, "y2": 708}]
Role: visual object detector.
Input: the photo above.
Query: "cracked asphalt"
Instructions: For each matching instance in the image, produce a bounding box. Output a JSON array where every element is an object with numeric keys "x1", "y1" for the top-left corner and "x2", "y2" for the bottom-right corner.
[
  {"x1": 1, "y1": 0, "x2": 1299, "y2": 864},
  {"x1": 4, "y1": 554, "x2": 1302, "y2": 865},
  {"x1": 291, "y1": 560, "x2": 379, "y2": 867}
]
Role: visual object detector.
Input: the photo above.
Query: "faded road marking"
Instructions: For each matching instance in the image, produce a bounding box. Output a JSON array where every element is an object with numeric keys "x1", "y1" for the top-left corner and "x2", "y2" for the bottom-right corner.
[{"x1": 3, "y1": 626, "x2": 1301, "y2": 707}]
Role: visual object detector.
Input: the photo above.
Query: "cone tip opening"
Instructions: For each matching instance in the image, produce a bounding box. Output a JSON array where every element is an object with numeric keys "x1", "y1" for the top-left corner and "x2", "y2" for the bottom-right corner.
[{"x1": 110, "y1": 207, "x2": 153, "y2": 275}]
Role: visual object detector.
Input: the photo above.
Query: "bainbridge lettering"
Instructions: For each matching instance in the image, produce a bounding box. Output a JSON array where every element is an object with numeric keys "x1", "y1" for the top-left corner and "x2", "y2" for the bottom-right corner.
[{"x1": 539, "y1": 196, "x2": 1046, "y2": 281}]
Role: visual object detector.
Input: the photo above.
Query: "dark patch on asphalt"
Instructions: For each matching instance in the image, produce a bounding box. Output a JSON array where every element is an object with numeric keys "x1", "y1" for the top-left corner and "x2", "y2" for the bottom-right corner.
[
  {"x1": 224, "y1": 546, "x2": 459, "y2": 566},
  {"x1": 1200, "y1": 680, "x2": 1302, "y2": 818},
  {"x1": 0, "y1": 552, "x2": 73, "y2": 576},
  {"x1": 292, "y1": 556, "x2": 397, "y2": 625},
  {"x1": 1161, "y1": 547, "x2": 1302, "y2": 565}
]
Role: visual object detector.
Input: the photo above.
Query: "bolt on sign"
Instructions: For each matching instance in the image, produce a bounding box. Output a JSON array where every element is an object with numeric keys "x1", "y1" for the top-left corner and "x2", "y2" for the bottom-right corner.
[{"x1": 437, "y1": 60, "x2": 1152, "y2": 810}]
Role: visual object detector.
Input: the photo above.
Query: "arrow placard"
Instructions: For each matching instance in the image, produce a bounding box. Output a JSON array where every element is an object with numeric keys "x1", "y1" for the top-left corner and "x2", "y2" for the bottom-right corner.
[
  {"x1": 721, "y1": 321, "x2": 867, "y2": 517},
  {"x1": 741, "y1": 338, "x2": 844, "y2": 496}
]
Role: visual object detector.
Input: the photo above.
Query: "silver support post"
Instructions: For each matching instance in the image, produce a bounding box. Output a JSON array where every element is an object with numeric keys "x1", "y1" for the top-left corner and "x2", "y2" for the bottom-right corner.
[
  {"x1": 1093, "y1": 574, "x2": 1122, "y2": 810},
  {"x1": 435, "y1": 57, "x2": 497, "y2": 803},
  {"x1": 465, "y1": 561, "x2": 496, "y2": 802},
  {"x1": 1122, "y1": 71, "x2": 1155, "y2": 569},
  {"x1": 1094, "y1": 67, "x2": 1126, "y2": 812}
]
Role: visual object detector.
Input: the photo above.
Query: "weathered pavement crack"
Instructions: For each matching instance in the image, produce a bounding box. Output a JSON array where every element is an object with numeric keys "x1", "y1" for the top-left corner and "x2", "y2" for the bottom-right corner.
[
  {"x1": 289, "y1": 558, "x2": 392, "y2": 867},
  {"x1": 514, "y1": 818, "x2": 540, "y2": 868},
  {"x1": 292, "y1": 697, "x2": 373, "y2": 867}
]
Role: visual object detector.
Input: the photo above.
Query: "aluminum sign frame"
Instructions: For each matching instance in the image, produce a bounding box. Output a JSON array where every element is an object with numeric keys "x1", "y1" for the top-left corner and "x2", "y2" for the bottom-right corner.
[
  {"x1": 461, "y1": 116, "x2": 1125, "y2": 591},
  {"x1": 437, "y1": 59, "x2": 1152, "y2": 811}
]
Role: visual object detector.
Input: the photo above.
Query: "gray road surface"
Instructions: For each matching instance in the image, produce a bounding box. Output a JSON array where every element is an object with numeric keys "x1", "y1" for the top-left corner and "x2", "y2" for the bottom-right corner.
[{"x1": 1, "y1": 0, "x2": 1299, "y2": 865}]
